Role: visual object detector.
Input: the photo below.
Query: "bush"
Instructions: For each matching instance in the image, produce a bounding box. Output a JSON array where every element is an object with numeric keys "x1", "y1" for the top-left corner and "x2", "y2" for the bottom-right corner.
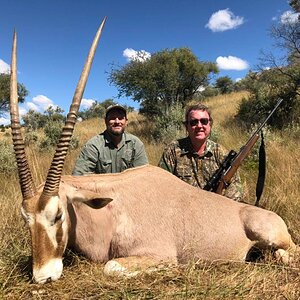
[
  {"x1": 236, "y1": 95, "x2": 296, "y2": 130},
  {"x1": 39, "y1": 121, "x2": 79, "y2": 151},
  {"x1": 152, "y1": 103, "x2": 185, "y2": 143},
  {"x1": 0, "y1": 141, "x2": 16, "y2": 173},
  {"x1": 236, "y1": 68, "x2": 300, "y2": 130},
  {"x1": 24, "y1": 131, "x2": 38, "y2": 146}
]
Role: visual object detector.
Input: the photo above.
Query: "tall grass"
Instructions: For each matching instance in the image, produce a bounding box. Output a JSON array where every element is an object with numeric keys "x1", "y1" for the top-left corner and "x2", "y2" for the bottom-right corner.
[{"x1": 0, "y1": 92, "x2": 300, "y2": 299}]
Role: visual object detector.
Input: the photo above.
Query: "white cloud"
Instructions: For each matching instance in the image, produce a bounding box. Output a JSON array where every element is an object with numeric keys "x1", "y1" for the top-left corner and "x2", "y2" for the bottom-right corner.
[
  {"x1": 81, "y1": 98, "x2": 96, "y2": 110},
  {"x1": 19, "y1": 107, "x2": 28, "y2": 118},
  {"x1": 206, "y1": 9, "x2": 244, "y2": 32},
  {"x1": 0, "y1": 115, "x2": 10, "y2": 126},
  {"x1": 30, "y1": 95, "x2": 57, "y2": 112},
  {"x1": 123, "y1": 48, "x2": 151, "y2": 62},
  {"x1": 19, "y1": 95, "x2": 57, "y2": 118},
  {"x1": 0, "y1": 95, "x2": 59, "y2": 125},
  {"x1": 26, "y1": 102, "x2": 39, "y2": 111},
  {"x1": 0, "y1": 59, "x2": 10, "y2": 74},
  {"x1": 216, "y1": 56, "x2": 249, "y2": 70},
  {"x1": 280, "y1": 10, "x2": 299, "y2": 24}
]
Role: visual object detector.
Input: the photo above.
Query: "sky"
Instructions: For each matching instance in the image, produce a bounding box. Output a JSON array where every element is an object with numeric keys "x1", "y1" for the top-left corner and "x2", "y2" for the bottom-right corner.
[{"x1": 0, "y1": 0, "x2": 297, "y2": 125}]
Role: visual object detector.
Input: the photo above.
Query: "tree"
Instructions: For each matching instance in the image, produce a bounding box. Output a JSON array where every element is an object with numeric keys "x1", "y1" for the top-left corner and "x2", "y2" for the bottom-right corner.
[
  {"x1": 215, "y1": 76, "x2": 234, "y2": 94},
  {"x1": 290, "y1": 0, "x2": 300, "y2": 15},
  {"x1": 0, "y1": 73, "x2": 28, "y2": 115},
  {"x1": 109, "y1": 48, "x2": 218, "y2": 116},
  {"x1": 78, "y1": 101, "x2": 106, "y2": 120},
  {"x1": 236, "y1": 1, "x2": 300, "y2": 129},
  {"x1": 22, "y1": 105, "x2": 65, "y2": 130}
]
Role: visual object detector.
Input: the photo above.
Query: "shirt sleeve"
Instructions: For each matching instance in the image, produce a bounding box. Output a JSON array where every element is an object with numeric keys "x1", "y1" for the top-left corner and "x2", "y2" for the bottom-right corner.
[
  {"x1": 158, "y1": 143, "x2": 176, "y2": 173},
  {"x1": 72, "y1": 143, "x2": 99, "y2": 175},
  {"x1": 223, "y1": 171, "x2": 244, "y2": 201},
  {"x1": 132, "y1": 138, "x2": 149, "y2": 167}
]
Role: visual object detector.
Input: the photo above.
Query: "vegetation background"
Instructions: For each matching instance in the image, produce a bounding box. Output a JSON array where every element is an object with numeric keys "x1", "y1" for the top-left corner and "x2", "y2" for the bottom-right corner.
[{"x1": 0, "y1": 91, "x2": 300, "y2": 299}]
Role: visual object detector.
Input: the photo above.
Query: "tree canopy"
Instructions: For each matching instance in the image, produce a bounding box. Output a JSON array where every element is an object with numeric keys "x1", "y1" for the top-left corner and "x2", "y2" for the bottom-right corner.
[
  {"x1": 236, "y1": 1, "x2": 300, "y2": 129},
  {"x1": 109, "y1": 48, "x2": 218, "y2": 116},
  {"x1": 215, "y1": 76, "x2": 234, "y2": 94},
  {"x1": 0, "y1": 73, "x2": 28, "y2": 115}
]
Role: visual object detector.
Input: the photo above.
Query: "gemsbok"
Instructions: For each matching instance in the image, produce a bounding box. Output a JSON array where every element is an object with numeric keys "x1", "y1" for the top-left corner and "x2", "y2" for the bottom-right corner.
[{"x1": 10, "y1": 18, "x2": 299, "y2": 284}]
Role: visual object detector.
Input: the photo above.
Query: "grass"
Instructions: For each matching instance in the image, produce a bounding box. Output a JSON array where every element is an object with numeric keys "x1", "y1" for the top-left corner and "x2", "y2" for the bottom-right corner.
[{"x1": 0, "y1": 91, "x2": 300, "y2": 299}]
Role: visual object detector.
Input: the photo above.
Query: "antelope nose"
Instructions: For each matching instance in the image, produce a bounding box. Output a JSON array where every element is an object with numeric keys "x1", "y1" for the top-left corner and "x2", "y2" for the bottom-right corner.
[{"x1": 46, "y1": 277, "x2": 52, "y2": 283}]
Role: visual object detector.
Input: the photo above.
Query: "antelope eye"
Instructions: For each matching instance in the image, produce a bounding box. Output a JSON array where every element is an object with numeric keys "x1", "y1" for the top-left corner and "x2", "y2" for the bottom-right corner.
[{"x1": 55, "y1": 211, "x2": 63, "y2": 223}]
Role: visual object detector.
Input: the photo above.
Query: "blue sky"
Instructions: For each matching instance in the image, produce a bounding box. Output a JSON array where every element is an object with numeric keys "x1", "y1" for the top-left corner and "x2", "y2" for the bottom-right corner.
[{"x1": 0, "y1": 0, "x2": 297, "y2": 125}]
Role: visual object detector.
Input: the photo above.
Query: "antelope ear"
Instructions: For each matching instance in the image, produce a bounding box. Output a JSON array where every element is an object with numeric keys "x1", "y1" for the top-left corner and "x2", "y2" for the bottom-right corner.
[{"x1": 66, "y1": 187, "x2": 113, "y2": 209}]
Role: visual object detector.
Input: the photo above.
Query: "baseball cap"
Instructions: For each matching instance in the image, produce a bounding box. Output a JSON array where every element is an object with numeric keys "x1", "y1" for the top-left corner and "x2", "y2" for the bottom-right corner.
[{"x1": 105, "y1": 104, "x2": 127, "y2": 118}]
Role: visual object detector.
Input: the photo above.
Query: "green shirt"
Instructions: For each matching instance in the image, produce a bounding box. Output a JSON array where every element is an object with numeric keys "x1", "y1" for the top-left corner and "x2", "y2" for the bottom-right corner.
[
  {"x1": 73, "y1": 130, "x2": 148, "y2": 175},
  {"x1": 158, "y1": 137, "x2": 244, "y2": 201}
]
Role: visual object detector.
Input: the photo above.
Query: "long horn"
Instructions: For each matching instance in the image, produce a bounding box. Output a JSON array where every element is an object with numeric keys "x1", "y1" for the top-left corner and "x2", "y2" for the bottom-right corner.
[
  {"x1": 10, "y1": 30, "x2": 37, "y2": 200},
  {"x1": 41, "y1": 17, "x2": 107, "y2": 199}
]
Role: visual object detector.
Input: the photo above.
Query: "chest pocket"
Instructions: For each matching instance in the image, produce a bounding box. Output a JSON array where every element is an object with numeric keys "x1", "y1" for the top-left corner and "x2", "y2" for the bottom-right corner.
[
  {"x1": 175, "y1": 156, "x2": 194, "y2": 182},
  {"x1": 96, "y1": 159, "x2": 112, "y2": 174},
  {"x1": 201, "y1": 156, "x2": 220, "y2": 180},
  {"x1": 121, "y1": 148, "x2": 135, "y2": 169}
]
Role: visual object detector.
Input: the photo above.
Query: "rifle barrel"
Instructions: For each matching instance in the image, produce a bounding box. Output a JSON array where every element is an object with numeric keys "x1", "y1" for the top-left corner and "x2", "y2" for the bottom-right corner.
[{"x1": 254, "y1": 98, "x2": 283, "y2": 135}]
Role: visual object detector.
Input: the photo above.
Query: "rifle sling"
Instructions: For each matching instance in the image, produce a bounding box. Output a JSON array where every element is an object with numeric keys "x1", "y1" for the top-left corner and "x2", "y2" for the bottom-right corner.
[{"x1": 255, "y1": 132, "x2": 266, "y2": 207}]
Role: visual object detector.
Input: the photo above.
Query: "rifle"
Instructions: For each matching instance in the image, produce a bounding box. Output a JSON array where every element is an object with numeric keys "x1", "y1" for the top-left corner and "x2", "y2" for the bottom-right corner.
[{"x1": 203, "y1": 98, "x2": 283, "y2": 201}]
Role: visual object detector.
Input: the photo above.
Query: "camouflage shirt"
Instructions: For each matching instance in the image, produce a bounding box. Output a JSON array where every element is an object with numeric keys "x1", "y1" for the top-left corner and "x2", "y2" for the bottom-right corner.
[
  {"x1": 158, "y1": 137, "x2": 244, "y2": 201},
  {"x1": 73, "y1": 130, "x2": 148, "y2": 175}
]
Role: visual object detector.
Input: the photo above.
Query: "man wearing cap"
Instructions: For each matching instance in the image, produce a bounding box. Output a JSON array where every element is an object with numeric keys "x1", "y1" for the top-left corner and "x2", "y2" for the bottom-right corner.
[{"x1": 73, "y1": 104, "x2": 149, "y2": 175}]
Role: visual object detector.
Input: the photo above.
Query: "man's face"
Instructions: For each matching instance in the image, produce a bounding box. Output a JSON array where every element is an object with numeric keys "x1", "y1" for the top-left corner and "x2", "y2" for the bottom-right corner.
[
  {"x1": 105, "y1": 109, "x2": 128, "y2": 136},
  {"x1": 186, "y1": 109, "x2": 211, "y2": 143}
]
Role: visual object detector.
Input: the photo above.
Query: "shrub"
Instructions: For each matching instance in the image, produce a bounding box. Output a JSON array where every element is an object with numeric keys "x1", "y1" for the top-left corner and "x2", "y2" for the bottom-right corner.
[
  {"x1": 24, "y1": 131, "x2": 39, "y2": 146},
  {"x1": 39, "y1": 121, "x2": 79, "y2": 151},
  {"x1": 0, "y1": 141, "x2": 16, "y2": 173},
  {"x1": 152, "y1": 103, "x2": 185, "y2": 143}
]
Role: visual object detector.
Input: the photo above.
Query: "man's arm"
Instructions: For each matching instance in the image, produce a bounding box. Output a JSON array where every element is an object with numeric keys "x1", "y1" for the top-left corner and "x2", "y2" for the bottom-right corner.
[
  {"x1": 222, "y1": 171, "x2": 244, "y2": 201},
  {"x1": 72, "y1": 143, "x2": 99, "y2": 175},
  {"x1": 132, "y1": 138, "x2": 149, "y2": 167},
  {"x1": 158, "y1": 144, "x2": 176, "y2": 173}
]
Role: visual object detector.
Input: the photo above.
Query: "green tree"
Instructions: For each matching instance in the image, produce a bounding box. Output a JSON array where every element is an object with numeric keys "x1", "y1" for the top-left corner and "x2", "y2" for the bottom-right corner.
[
  {"x1": 78, "y1": 101, "x2": 106, "y2": 120},
  {"x1": 44, "y1": 106, "x2": 65, "y2": 122},
  {"x1": 101, "y1": 98, "x2": 117, "y2": 109},
  {"x1": 109, "y1": 48, "x2": 218, "y2": 116},
  {"x1": 215, "y1": 76, "x2": 234, "y2": 94},
  {"x1": 236, "y1": 1, "x2": 300, "y2": 129},
  {"x1": 290, "y1": 0, "x2": 300, "y2": 15},
  {"x1": 22, "y1": 110, "x2": 44, "y2": 130},
  {"x1": 22, "y1": 106, "x2": 65, "y2": 130},
  {"x1": 0, "y1": 73, "x2": 28, "y2": 114}
]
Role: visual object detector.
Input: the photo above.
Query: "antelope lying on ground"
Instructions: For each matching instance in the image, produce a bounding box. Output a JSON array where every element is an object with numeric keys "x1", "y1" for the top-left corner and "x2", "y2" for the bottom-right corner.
[{"x1": 10, "y1": 19, "x2": 299, "y2": 284}]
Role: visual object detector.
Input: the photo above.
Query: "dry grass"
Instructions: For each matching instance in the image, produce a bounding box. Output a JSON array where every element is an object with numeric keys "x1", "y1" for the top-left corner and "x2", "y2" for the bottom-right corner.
[{"x1": 1, "y1": 92, "x2": 300, "y2": 299}]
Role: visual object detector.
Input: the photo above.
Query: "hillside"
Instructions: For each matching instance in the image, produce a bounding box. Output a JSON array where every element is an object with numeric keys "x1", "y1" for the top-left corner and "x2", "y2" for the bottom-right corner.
[{"x1": 0, "y1": 91, "x2": 300, "y2": 299}]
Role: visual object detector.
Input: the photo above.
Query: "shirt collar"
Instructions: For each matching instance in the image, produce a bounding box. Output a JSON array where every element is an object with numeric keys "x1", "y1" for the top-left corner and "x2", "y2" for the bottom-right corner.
[
  {"x1": 179, "y1": 137, "x2": 213, "y2": 158},
  {"x1": 103, "y1": 130, "x2": 131, "y2": 147}
]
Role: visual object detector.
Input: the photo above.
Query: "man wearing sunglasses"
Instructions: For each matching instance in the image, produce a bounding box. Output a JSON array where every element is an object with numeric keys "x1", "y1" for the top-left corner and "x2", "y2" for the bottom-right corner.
[{"x1": 158, "y1": 104, "x2": 244, "y2": 201}]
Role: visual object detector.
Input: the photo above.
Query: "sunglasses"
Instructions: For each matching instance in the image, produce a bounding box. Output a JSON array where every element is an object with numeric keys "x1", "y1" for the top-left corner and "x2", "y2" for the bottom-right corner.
[{"x1": 188, "y1": 118, "x2": 209, "y2": 126}]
